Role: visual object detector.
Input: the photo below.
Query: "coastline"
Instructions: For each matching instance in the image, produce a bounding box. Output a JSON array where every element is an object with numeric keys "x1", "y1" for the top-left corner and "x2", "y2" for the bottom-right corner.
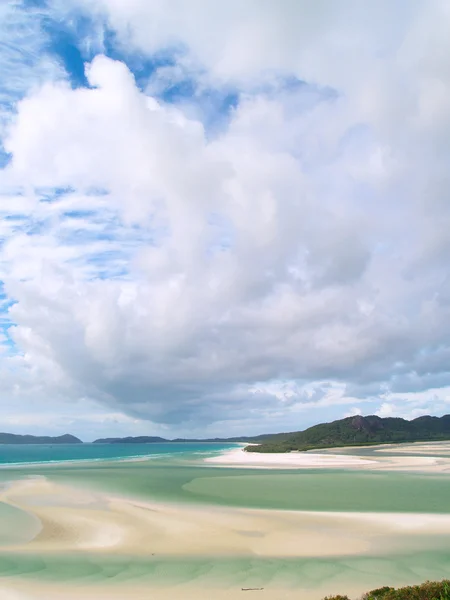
[
  {"x1": 204, "y1": 443, "x2": 450, "y2": 472},
  {"x1": 0, "y1": 441, "x2": 240, "y2": 469}
]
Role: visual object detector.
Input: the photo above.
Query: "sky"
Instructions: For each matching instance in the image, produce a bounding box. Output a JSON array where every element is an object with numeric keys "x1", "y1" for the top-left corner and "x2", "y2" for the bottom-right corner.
[{"x1": 0, "y1": 0, "x2": 450, "y2": 441}]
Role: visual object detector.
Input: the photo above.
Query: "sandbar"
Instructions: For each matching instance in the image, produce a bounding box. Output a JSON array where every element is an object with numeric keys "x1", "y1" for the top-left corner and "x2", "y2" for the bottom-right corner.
[
  {"x1": 205, "y1": 444, "x2": 450, "y2": 472},
  {"x1": 2, "y1": 450, "x2": 450, "y2": 600}
]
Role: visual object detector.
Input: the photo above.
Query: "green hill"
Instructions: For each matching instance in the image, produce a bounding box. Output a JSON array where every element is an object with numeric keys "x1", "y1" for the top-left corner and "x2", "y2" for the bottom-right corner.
[
  {"x1": 0, "y1": 433, "x2": 82, "y2": 444},
  {"x1": 245, "y1": 414, "x2": 450, "y2": 453},
  {"x1": 93, "y1": 434, "x2": 277, "y2": 444}
]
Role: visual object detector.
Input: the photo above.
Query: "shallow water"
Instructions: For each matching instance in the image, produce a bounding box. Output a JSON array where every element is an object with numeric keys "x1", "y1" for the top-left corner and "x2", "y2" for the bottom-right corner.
[
  {"x1": 0, "y1": 502, "x2": 41, "y2": 545},
  {"x1": 4, "y1": 461, "x2": 449, "y2": 513},
  {"x1": 2, "y1": 444, "x2": 450, "y2": 596},
  {"x1": 1, "y1": 550, "x2": 450, "y2": 593}
]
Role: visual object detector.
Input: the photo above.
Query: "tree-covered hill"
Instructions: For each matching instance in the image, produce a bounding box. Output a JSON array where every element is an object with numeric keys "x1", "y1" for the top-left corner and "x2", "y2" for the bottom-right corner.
[
  {"x1": 245, "y1": 414, "x2": 450, "y2": 453},
  {"x1": 0, "y1": 433, "x2": 82, "y2": 444}
]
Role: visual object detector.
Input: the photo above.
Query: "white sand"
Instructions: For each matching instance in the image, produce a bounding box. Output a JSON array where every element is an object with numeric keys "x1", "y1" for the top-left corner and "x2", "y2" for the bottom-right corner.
[
  {"x1": 2, "y1": 477, "x2": 450, "y2": 556},
  {"x1": 205, "y1": 447, "x2": 375, "y2": 468},
  {"x1": 2, "y1": 475, "x2": 450, "y2": 600},
  {"x1": 375, "y1": 441, "x2": 450, "y2": 455},
  {"x1": 0, "y1": 477, "x2": 373, "y2": 557},
  {"x1": 205, "y1": 445, "x2": 450, "y2": 472}
]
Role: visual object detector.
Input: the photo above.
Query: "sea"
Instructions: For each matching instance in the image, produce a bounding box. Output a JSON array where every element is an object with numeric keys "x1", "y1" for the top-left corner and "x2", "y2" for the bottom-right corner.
[{"x1": 0, "y1": 441, "x2": 236, "y2": 466}]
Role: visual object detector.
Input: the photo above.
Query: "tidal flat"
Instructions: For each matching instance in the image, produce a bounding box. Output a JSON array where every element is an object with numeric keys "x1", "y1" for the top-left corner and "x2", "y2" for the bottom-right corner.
[{"x1": 1, "y1": 442, "x2": 450, "y2": 599}]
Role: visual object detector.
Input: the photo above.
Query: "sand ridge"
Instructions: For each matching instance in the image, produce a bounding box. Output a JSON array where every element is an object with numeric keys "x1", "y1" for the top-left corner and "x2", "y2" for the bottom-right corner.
[{"x1": 2, "y1": 476, "x2": 450, "y2": 558}]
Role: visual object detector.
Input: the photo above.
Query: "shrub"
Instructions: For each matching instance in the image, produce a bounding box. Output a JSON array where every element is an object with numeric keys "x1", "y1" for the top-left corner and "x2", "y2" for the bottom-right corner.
[
  {"x1": 379, "y1": 579, "x2": 450, "y2": 600},
  {"x1": 323, "y1": 580, "x2": 450, "y2": 600},
  {"x1": 363, "y1": 586, "x2": 394, "y2": 599}
]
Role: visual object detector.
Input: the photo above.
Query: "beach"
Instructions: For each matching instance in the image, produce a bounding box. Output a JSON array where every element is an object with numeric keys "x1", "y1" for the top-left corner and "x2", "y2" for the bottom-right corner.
[
  {"x1": 1, "y1": 442, "x2": 450, "y2": 599},
  {"x1": 205, "y1": 442, "x2": 450, "y2": 472}
]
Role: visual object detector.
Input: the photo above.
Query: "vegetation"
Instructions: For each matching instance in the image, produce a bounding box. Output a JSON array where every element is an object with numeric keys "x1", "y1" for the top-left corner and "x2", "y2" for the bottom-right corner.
[
  {"x1": 323, "y1": 579, "x2": 450, "y2": 600},
  {"x1": 5, "y1": 413, "x2": 450, "y2": 450},
  {"x1": 245, "y1": 414, "x2": 450, "y2": 453},
  {"x1": 92, "y1": 434, "x2": 279, "y2": 443}
]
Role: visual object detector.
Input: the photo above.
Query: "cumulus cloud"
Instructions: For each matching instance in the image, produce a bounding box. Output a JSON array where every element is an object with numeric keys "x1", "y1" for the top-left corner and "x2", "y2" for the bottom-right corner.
[{"x1": 1, "y1": 1, "x2": 450, "y2": 435}]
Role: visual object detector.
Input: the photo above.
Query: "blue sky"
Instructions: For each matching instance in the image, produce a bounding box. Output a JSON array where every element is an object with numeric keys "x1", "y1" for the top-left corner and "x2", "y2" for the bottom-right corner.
[{"x1": 0, "y1": 0, "x2": 450, "y2": 441}]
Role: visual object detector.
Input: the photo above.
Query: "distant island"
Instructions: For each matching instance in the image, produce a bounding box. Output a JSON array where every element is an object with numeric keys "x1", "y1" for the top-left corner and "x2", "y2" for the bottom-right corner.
[
  {"x1": 92, "y1": 435, "x2": 275, "y2": 444},
  {"x1": 0, "y1": 433, "x2": 82, "y2": 445},
  {"x1": 0, "y1": 432, "x2": 275, "y2": 445},
  {"x1": 245, "y1": 414, "x2": 450, "y2": 453},
  {"x1": 98, "y1": 414, "x2": 450, "y2": 453},
  {"x1": 4, "y1": 414, "x2": 450, "y2": 451}
]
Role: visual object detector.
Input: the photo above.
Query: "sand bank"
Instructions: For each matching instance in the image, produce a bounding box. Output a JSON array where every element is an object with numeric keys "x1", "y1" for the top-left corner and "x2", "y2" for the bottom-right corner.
[
  {"x1": 0, "y1": 477, "x2": 375, "y2": 557},
  {"x1": 2, "y1": 476, "x2": 450, "y2": 557},
  {"x1": 374, "y1": 441, "x2": 450, "y2": 455},
  {"x1": 2, "y1": 476, "x2": 450, "y2": 599},
  {"x1": 205, "y1": 446, "x2": 450, "y2": 472}
]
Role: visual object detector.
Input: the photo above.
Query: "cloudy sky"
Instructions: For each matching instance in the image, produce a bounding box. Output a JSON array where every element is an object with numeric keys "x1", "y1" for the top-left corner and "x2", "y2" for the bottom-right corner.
[{"x1": 0, "y1": 0, "x2": 449, "y2": 441}]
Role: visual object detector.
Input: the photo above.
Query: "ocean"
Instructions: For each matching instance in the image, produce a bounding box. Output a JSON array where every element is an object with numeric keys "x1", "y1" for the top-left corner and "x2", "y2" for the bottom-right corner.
[{"x1": 0, "y1": 441, "x2": 237, "y2": 466}]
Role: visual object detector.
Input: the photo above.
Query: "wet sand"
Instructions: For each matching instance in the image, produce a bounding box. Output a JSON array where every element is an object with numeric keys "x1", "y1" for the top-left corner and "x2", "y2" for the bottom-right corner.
[
  {"x1": 1, "y1": 474, "x2": 450, "y2": 599},
  {"x1": 0, "y1": 477, "x2": 416, "y2": 557},
  {"x1": 2, "y1": 442, "x2": 450, "y2": 599}
]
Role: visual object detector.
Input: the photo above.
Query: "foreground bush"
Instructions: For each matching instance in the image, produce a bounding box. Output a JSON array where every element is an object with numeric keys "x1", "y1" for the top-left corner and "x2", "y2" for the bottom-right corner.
[{"x1": 323, "y1": 579, "x2": 450, "y2": 600}]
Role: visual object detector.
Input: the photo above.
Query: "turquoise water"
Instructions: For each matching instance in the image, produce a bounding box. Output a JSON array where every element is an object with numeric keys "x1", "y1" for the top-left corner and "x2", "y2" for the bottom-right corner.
[
  {"x1": 2, "y1": 444, "x2": 450, "y2": 595},
  {"x1": 2, "y1": 461, "x2": 450, "y2": 513},
  {"x1": 0, "y1": 550, "x2": 449, "y2": 592},
  {"x1": 1, "y1": 443, "x2": 450, "y2": 514},
  {"x1": 0, "y1": 442, "x2": 236, "y2": 466}
]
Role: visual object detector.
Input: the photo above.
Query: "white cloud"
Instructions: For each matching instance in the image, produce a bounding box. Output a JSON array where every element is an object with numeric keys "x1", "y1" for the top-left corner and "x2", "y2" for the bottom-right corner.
[
  {"x1": 71, "y1": 0, "x2": 418, "y2": 88},
  {"x1": 1, "y1": 3, "x2": 450, "y2": 436},
  {"x1": 0, "y1": 1, "x2": 66, "y2": 136},
  {"x1": 345, "y1": 407, "x2": 363, "y2": 418}
]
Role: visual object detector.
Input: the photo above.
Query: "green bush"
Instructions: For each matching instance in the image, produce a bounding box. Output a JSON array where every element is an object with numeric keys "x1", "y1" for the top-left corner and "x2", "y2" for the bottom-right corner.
[
  {"x1": 363, "y1": 586, "x2": 394, "y2": 599},
  {"x1": 324, "y1": 580, "x2": 450, "y2": 600},
  {"x1": 373, "y1": 580, "x2": 450, "y2": 600}
]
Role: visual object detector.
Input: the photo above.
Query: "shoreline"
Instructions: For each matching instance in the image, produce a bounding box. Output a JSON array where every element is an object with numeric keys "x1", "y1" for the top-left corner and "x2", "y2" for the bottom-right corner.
[
  {"x1": 204, "y1": 443, "x2": 450, "y2": 472},
  {"x1": 0, "y1": 442, "x2": 242, "y2": 470}
]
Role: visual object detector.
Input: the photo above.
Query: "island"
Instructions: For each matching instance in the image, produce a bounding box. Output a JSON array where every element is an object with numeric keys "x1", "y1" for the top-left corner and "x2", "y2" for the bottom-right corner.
[
  {"x1": 92, "y1": 434, "x2": 275, "y2": 443},
  {"x1": 4, "y1": 414, "x2": 450, "y2": 452},
  {"x1": 245, "y1": 414, "x2": 450, "y2": 453},
  {"x1": 0, "y1": 433, "x2": 83, "y2": 444}
]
